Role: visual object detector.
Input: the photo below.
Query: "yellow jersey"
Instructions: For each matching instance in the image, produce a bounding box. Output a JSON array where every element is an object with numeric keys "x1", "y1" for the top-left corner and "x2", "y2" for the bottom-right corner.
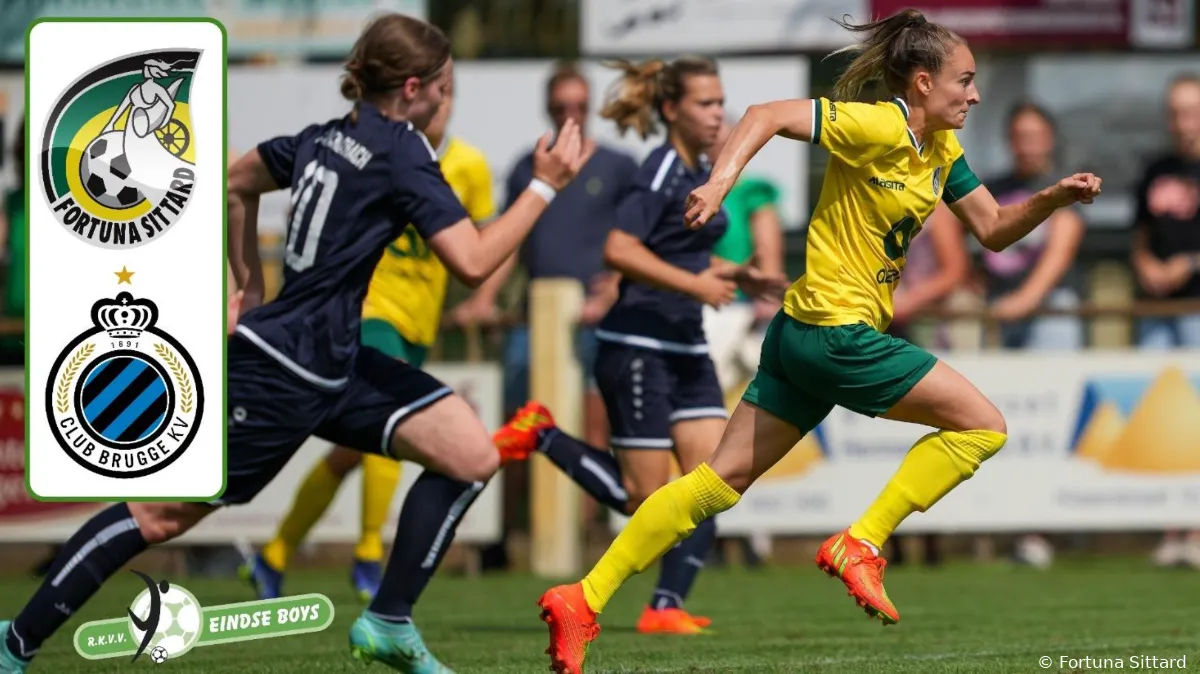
[
  {"x1": 784, "y1": 96, "x2": 981, "y2": 332},
  {"x1": 361, "y1": 136, "x2": 495, "y2": 346}
]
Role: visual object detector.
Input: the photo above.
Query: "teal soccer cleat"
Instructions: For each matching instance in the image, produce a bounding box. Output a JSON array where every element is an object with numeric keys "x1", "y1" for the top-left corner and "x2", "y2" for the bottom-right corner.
[
  {"x1": 349, "y1": 613, "x2": 454, "y2": 673},
  {"x1": 0, "y1": 622, "x2": 29, "y2": 674}
]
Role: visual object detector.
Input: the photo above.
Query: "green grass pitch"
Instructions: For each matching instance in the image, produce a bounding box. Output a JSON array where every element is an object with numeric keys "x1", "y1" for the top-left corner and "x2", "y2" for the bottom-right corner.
[{"x1": 2, "y1": 558, "x2": 1198, "y2": 672}]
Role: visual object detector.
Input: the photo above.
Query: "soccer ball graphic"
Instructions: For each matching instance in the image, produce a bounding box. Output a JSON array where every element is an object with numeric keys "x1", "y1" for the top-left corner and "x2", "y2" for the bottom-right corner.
[
  {"x1": 81, "y1": 130, "x2": 145, "y2": 209},
  {"x1": 128, "y1": 585, "x2": 202, "y2": 661},
  {"x1": 150, "y1": 645, "x2": 168, "y2": 664}
]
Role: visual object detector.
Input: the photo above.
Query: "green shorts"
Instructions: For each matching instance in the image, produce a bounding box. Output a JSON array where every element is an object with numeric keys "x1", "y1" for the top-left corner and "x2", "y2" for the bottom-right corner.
[
  {"x1": 360, "y1": 318, "x2": 428, "y2": 368},
  {"x1": 743, "y1": 311, "x2": 937, "y2": 435}
]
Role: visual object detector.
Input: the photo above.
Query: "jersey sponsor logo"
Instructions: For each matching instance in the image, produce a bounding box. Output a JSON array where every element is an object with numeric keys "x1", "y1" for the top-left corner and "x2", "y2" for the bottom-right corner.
[
  {"x1": 39, "y1": 49, "x2": 202, "y2": 250},
  {"x1": 876, "y1": 268, "x2": 903, "y2": 285},
  {"x1": 46, "y1": 290, "x2": 204, "y2": 478},
  {"x1": 932, "y1": 165, "x2": 944, "y2": 198},
  {"x1": 828, "y1": 101, "x2": 837, "y2": 122},
  {"x1": 869, "y1": 176, "x2": 906, "y2": 192}
]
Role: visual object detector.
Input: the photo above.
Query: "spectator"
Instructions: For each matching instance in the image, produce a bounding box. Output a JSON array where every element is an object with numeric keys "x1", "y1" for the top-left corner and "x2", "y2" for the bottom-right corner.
[
  {"x1": 450, "y1": 62, "x2": 638, "y2": 569},
  {"x1": 977, "y1": 103, "x2": 1086, "y2": 350},
  {"x1": 1130, "y1": 73, "x2": 1200, "y2": 569},
  {"x1": 1131, "y1": 73, "x2": 1200, "y2": 347}
]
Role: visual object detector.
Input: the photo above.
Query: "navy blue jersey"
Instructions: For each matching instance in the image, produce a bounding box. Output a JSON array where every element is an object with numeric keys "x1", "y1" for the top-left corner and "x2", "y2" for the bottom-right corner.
[
  {"x1": 236, "y1": 103, "x2": 468, "y2": 388},
  {"x1": 597, "y1": 144, "x2": 729, "y2": 353}
]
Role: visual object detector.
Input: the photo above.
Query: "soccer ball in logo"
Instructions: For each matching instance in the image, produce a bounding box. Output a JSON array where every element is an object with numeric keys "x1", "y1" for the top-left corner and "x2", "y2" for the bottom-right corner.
[
  {"x1": 150, "y1": 645, "x2": 168, "y2": 664},
  {"x1": 128, "y1": 585, "x2": 202, "y2": 660},
  {"x1": 81, "y1": 130, "x2": 145, "y2": 209}
]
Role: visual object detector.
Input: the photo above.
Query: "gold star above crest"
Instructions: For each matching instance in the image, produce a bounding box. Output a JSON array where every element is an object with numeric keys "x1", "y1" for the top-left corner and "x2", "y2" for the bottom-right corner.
[{"x1": 114, "y1": 266, "x2": 135, "y2": 284}]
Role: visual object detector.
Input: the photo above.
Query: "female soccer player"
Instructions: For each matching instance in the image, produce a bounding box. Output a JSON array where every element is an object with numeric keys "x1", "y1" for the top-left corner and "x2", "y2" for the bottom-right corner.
[
  {"x1": 0, "y1": 14, "x2": 584, "y2": 674},
  {"x1": 241, "y1": 75, "x2": 496, "y2": 603},
  {"x1": 495, "y1": 56, "x2": 786, "y2": 635},
  {"x1": 536, "y1": 9, "x2": 1102, "y2": 672}
]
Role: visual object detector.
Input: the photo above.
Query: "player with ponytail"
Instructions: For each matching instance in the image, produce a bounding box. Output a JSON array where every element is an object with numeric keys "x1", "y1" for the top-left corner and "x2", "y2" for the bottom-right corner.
[
  {"x1": 535, "y1": 9, "x2": 1103, "y2": 672},
  {"x1": 496, "y1": 55, "x2": 786, "y2": 636}
]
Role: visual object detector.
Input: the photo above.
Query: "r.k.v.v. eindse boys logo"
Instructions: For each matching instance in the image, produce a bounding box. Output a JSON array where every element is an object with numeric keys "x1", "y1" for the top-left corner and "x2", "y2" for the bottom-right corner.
[
  {"x1": 73, "y1": 571, "x2": 335, "y2": 664},
  {"x1": 45, "y1": 291, "x2": 203, "y2": 478},
  {"x1": 39, "y1": 49, "x2": 202, "y2": 249}
]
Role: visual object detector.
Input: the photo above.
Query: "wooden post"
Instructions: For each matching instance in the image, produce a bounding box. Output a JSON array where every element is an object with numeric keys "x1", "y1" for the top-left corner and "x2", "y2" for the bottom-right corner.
[
  {"x1": 528, "y1": 278, "x2": 584, "y2": 578},
  {"x1": 1089, "y1": 260, "x2": 1134, "y2": 349}
]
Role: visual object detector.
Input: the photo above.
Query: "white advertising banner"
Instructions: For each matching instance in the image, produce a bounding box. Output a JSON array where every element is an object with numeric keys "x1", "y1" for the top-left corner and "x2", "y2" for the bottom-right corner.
[
  {"x1": 0, "y1": 364, "x2": 504, "y2": 546},
  {"x1": 581, "y1": 0, "x2": 867, "y2": 55},
  {"x1": 616, "y1": 351, "x2": 1200, "y2": 535}
]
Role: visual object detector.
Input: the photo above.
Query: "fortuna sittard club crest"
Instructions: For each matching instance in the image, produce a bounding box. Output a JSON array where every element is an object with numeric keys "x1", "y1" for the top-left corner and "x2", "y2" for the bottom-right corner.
[
  {"x1": 39, "y1": 49, "x2": 202, "y2": 250},
  {"x1": 46, "y1": 291, "x2": 203, "y2": 478}
]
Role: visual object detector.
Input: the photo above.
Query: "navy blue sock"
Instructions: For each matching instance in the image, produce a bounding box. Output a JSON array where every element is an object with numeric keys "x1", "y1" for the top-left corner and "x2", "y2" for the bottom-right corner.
[
  {"x1": 651, "y1": 516, "x2": 717, "y2": 611},
  {"x1": 368, "y1": 472, "x2": 484, "y2": 622},
  {"x1": 6, "y1": 504, "x2": 148, "y2": 661},
  {"x1": 537, "y1": 428, "x2": 628, "y2": 513}
]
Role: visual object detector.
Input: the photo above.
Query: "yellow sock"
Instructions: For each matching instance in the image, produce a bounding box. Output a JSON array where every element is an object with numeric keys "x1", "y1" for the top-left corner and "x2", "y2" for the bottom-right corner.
[
  {"x1": 261, "y1": 457, "x2": 346, "y2": 571},
  {"x1": 580, "y1": 463, "x2": 740, "y2": 614},
  {"x1": 355, "y1": 453, "x2": 402, "y2": 562},
  {"x1": 849, "y1": 430, "x2": 1006, "y2": 548}
]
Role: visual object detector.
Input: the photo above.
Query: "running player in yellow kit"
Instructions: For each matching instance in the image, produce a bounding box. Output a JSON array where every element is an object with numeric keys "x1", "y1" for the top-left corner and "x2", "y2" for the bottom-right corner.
[
  {"x1": 242, "y1": 77, "x2": 496, "y2": 602},
  {"x1": 535, "y1": 9, "x2": 1103, "y2": 672}
]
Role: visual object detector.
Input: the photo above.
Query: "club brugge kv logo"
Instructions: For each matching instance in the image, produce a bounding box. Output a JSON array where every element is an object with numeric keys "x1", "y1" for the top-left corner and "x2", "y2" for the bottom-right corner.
[
  {"x1": 46, "y1": 292, "x2": 203, "y2": 478},
  {"x1": 39, "y1": 49, "x2": 202, "y2": 249}
]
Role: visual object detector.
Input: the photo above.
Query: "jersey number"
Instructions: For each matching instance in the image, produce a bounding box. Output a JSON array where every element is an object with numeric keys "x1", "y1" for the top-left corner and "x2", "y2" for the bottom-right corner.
[
  {"x1": 883, "y1": 216, "x2": 922, "y2": 261},
  {"x1": 285, "y1": 160, "x2": 339, "y2": 272}
]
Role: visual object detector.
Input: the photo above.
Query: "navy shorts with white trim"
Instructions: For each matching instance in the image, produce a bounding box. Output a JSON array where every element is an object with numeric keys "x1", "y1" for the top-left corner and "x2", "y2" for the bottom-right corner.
[
  {"x1": 593, "y1": 341, "x2": 727, "y2": 450},
  {"x1": 217, "y1": 336, "x2": 450, "y2": 505}
]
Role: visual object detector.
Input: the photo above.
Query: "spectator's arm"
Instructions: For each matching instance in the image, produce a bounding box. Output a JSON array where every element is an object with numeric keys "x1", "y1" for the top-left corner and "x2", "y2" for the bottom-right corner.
[
  {"x1": 892, "y1": 204, "x2": 970, "y2": 322},
  {"x1": 1131, "y1": 222, "x2": 1178, "y2": 297},
  {"x1": 1006, "y1": 207, "x2": 1084, "y2": 307}
]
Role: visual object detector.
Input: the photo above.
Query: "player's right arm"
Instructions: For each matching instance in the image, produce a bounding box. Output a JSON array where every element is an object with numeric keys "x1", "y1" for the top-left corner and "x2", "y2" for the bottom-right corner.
[
  {"x1": 686, "y1": 98, "x2": 903, "y2": 228},
  {"x1": 422, "y1": 120, "x2": 585, "y2": 288}
]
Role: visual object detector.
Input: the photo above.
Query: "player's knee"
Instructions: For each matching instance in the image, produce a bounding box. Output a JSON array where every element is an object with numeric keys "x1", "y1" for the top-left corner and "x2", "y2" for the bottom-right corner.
[
  {"x1": 324, "y1": 447, "x2": 362, "y2": 477},
  {"x1": 974, "y1": 404, "x2": 1007, "y2": 436},
  {"x1": 454, "y1": 447, "x2": 499, "y2": 484},
  {"x1": 130, "y1": 502, "x2": 211, "y2": 545},
  {"x1": 621, "y1": 480, "x2": 662, "y2": 516}
]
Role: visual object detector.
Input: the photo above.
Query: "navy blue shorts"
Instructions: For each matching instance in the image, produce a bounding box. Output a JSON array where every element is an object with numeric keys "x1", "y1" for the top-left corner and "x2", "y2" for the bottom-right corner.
[
  {"x1": 593, "y1": 341, "x2": 727, "y2": 450},
  {"x1": 215, "y1": 336, "x2": 451, "y2": 505}
]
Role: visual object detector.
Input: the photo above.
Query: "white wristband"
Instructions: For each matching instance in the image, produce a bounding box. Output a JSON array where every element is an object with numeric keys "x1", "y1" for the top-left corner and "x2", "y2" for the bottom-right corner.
[{"x1": 528, "y1": 178, "x2": 557, "y2": 204}]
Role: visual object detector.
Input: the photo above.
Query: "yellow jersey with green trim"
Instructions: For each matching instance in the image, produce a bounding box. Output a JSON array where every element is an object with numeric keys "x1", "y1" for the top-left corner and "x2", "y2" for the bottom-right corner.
[
  {"x1": 362, "y1": 136, "x2": 495, "y2": 346},
  {"x1": 784, "y1": 96, "x2": 981, "y2": 332}
]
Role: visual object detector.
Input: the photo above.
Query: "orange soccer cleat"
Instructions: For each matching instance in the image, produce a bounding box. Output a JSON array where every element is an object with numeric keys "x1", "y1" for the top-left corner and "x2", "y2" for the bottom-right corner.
[
  {"x1": 538, "y1": 583, "x2": 600, "y2": 674},
  {"x1": 635, "y1": 606, "x2": 711, "y2": 634},
  {"x1": 815, "y1": 528, "x2": 900, "y2": 625},
  {"x1": 493, "y1": 401, "x2": 555, "y2": 464}
]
